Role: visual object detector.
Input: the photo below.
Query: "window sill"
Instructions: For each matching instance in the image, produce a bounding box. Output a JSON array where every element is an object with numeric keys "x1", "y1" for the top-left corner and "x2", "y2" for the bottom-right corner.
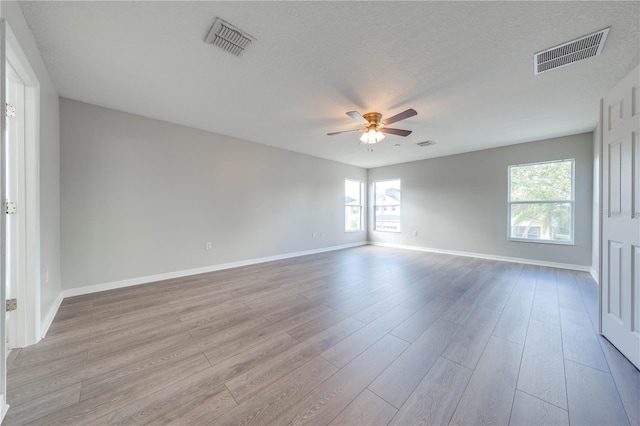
[{"x1": 508, "y1": 238, "x2": 574, "y2": 246}]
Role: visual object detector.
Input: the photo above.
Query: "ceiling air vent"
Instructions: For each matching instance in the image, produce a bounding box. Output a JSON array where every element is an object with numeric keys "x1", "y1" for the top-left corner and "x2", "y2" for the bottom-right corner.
[
  {"x1": 416, "y1": 140, "x2": 436, "y2": 147},
  {"x1": 534, "y1": 27, "x2": 609, "y2": 75},
  {"x1": 204, "y1": 17, "x2": 255, "y2": 56}
]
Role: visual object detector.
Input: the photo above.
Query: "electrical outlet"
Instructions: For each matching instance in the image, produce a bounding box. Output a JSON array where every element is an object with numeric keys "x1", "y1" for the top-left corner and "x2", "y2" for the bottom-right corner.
[{"x1": 206, "y1": 242, "x2": 212, "y2": 250}]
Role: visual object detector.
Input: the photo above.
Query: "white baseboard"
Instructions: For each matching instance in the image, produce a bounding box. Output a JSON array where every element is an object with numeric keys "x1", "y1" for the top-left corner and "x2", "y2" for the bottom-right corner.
[
  {"x1": 40, "y1": 291, "x2": 64, "y2": 339},
  {"x1": 368, "y1": 241, "x2": 592, "y2": 273},
  {"x1": 41, "y1": 239, "x2": 593, "y2": 343},
  {"x1": 589, "y1": 267, "x2": 599, "y2": 285},
  {"x1": 61, "y1": 242, "x2": 366, "y2": 299},
  {"x1": 0, "y1": 394, "x2": 9, "y2": 424}
]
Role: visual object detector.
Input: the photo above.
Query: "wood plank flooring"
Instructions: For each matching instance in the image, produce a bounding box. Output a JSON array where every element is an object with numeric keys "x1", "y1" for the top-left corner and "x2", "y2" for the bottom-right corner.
[{"x1": 4, "y1": 246, "x2": 638, "y2": 425}]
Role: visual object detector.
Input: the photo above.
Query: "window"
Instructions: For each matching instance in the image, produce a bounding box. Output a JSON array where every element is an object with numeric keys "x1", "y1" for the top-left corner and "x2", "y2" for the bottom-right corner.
[
  {"x1": 345, "y1": 179, "x2": 363, "y2": 232},
  {"x1": 374, "y1": 179, "x2": 401, "y2": 232},
  {"x1": 508, "y1": 159, "x2": 574, "y2": 244}
]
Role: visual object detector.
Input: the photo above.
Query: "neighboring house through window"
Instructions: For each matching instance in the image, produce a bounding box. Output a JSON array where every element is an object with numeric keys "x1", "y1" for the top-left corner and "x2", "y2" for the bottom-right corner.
[{"x1": 374, "y1": 179, "x2": 401, "y2": 232}]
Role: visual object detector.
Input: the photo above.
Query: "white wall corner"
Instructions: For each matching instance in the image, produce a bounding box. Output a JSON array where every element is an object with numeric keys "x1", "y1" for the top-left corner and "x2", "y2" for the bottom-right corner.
[{"x1": 589, "y1": 267, "x2": 599, "y2": 285}]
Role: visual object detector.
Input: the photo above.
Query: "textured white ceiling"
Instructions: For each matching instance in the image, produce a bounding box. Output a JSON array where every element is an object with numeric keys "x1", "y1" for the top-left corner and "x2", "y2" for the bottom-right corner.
[{"x1": 19, "y1": 1, "x2": 640, "y2": 168}]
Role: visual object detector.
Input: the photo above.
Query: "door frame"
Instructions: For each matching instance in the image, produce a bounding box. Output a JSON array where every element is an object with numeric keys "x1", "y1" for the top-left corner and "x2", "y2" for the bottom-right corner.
[
  {"x1": 0, "y1": 18, "x2": 40, "y2": 421},
  {"x1": 0, "y1": 18, "x2": 7, "y2": 421},
  {"x1": 4, "y1": 21, "x2": 40, "y2": 348},
  {"x1": 598, "y1": 97, "x2": 604, "y2": 333},
  {"x1": 5, "y1": 59, "x2": 26, "y2": 352}
]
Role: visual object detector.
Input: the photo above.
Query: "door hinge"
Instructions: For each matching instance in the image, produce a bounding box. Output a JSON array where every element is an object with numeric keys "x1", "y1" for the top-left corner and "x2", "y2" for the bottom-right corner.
[
  {"x1": 6, "y1": 299, "x2": 17, "y2": 312},
  {"x1": 5, "y1": 103, "x2": 16, "y2": 118},
  {"x1": 5, "y1": 201, "x2": 17, "y2": 215}
]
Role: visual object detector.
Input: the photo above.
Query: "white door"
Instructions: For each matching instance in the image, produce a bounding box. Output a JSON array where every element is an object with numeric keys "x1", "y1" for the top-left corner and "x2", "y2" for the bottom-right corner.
[{"x1": 601, "y1": 64, "x2": 640, "y2": 369}]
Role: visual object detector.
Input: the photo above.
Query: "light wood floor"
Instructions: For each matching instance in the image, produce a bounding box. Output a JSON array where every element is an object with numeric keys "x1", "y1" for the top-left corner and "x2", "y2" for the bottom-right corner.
[{"x1": 4, "y1": 246, "x2": 639, "y2": 425}]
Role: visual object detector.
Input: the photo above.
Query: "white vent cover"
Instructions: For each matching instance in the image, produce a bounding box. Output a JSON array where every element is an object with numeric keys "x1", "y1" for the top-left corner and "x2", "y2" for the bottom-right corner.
[
  {"x1": 204, "y1": 18, "x2": 255, "y2": 56},
  {"x1": 534, "y1": 28, "x2": 609, "y2": 75},
  {"x1": 416, "y1": 140, "x2": 436, "y2": 147}
]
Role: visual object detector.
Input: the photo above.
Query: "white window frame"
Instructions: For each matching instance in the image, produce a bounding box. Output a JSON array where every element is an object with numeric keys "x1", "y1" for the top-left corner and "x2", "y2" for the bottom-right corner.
[
  {"x1": 344, "y1": 179, "x2": 363, "y2": 232},
  {"x1": 374, "y1": 178, "x2": 401, "y2": 233},
  {"x1": 508, "y1": 159, "x2": 575, "y2": 245}
]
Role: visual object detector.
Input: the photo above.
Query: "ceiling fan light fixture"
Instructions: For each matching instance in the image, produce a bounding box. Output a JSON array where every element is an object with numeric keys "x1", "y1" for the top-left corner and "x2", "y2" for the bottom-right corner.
[
  {"x1": 328, "y1": 109, "x2": 415, "y2": 145},
  {"x1": 360, "y1": 129, "x2": 385, "y2": 144}
]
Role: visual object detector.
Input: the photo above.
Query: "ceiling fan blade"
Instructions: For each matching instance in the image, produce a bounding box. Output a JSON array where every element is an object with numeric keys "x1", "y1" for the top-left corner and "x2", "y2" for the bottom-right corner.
[
  {"x1": 327, "y1": 129, "x2": 361, "y2": 136},
  {"x1": 346, "y1": 111, "x2": 370, "y2": 126},
  {"x1": 380, "y1": 128, "x2": 412, "y2": 137},
  {"x1": 382, "y1": 108, "x2": 417, "y2": 125}
]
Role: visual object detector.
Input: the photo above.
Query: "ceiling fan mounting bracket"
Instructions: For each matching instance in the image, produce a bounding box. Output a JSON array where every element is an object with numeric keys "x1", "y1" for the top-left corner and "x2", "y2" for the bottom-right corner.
[{"x1": 363, "y1": 112, "x2": 382, "y2": 126}]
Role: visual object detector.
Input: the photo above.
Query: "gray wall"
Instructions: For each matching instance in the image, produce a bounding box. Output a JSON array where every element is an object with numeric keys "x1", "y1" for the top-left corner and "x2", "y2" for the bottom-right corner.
[
  {"x1": 60, "y1": 99, "x2": 366, "y2": 290},
  {"x1": 368, "y1": 133, "x2": 593, "y2": 267},
  {"x1": 1, "y1": 1, "x2": 61, "y2": 322}
]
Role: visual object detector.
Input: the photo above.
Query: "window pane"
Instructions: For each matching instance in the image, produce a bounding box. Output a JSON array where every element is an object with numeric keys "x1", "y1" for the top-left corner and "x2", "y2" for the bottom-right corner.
[
  {"x1": 345, "y1": 180, "x2": 361, "y2": 205},
  {"x1": 375, "y1": 179, "x2": 401, "y2": 205},
  {"x1": 345, "y1": 180, "x2": 362, "y2": 231},
  {"x1": 374, "y1": 179, "x2": 401, "y2": 232},
  {"x1": 510, "y1": 161, "x2": 572, "y2": 201},
  {"x1": 345, "y1": 206, "x2": 361, "y2": 231},
  {"x1": 510, "y1": 202, "x2": 572, "y2": 242}
]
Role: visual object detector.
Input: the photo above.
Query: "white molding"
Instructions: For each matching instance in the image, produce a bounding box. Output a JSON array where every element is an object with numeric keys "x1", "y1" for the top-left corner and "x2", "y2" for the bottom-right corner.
[
  {"x1": 61, "y1": 242, "x2": 366, "y2": 299},
  {"x1": 368, "y1": 241, "x2": 592, "y2": 272},
  {"x1": 589, "y1": 267, "x2": 599, "y2": 285},
  {"x1": 40, "y1": 291, "x2": 63, "y2": 339}
]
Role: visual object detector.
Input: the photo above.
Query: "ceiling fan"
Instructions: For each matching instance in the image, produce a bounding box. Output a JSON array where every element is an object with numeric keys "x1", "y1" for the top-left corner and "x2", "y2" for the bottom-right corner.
[{"x1": 327, "y1": 108, "x2": 417, "y2": 145}]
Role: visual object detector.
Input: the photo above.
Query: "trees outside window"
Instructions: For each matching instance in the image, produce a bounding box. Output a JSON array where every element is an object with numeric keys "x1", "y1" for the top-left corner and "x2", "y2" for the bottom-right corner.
[{"x1": 508, "y1": 159, "x2": 574, "y2": 244}]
